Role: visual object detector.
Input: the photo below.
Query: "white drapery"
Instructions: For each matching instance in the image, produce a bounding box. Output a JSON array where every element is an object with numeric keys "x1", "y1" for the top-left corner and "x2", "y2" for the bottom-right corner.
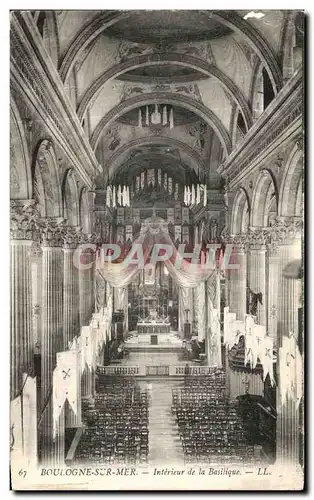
[
  {"x1": 96, "y1": 216, "x2": 216, "y2": 289},
  {"x1": 178, "y1": 287, "x2": 193, "y2": 334}
]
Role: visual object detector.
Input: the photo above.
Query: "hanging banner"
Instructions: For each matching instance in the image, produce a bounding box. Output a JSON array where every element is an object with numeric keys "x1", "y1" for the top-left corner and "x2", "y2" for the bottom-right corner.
[
  {"x1": 279, "y1": 333, "x2": 303, "y2": 409},
  {"x1": 196, "y1": 282, "x2": 206, "y2": 341},
  {"x1": 53, "y1": 349, "x2": 79, "y2": 438},
  {"x1": 182, "y1": 207, "x2": 189, "y2": 224},
  {"x1": 259, "y1": 335, "x2": 275, "y2": 385},
  {"x1": 21, "y1": 374, "x2": 37, "y2": 467},
  {"x1": 147, "y1": 169, "x2": 154, "y2": 186},
  {"x1": 158, "y1": 169, "x2": 162, "y2": 186},
  {"x1": 167, "y1": 208, "x2": 174, "y2": 224},
  {"x1": 223, "y1": 307, "x2": 236, "y2": 348},
  {"x1": 168, "y1": 177, "x2": 173, "y2": 194},
  {"x1": 209, "y1": 308, "x2": 222, "y2": 368},
  {"x1": 164, "y1": 172, "x2": 168, "y2": 191},
  {"x1": 10, "y1": 396, "x2": 23, "y2": 465},
  {"x1": 174, "y1": 183, "x2": 179, "y2": 201},
  {"x1": 174, "y1": 225, "x2": 182, "y2": 242},
  {"x1": 244, "y1": 314, "x2": 255, "y2": 368}
]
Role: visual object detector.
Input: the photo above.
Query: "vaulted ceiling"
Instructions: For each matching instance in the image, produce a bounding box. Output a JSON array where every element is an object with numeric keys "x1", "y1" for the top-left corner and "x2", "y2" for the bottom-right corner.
[{"x1": 37, "y1": 10, "x2": 294, "y2": 189}]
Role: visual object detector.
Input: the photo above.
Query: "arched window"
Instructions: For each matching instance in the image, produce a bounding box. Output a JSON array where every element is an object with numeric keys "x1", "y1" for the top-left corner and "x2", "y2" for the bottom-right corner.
[
  {"x1": 36, "y1": 11, "x2": 47, "y2": 38},
  {"x1": 262, "y1": 68, "x2": 275, "y2": 110},
  {"x1": 252, "y1": 65, "x2": 275, "y2": 121}
]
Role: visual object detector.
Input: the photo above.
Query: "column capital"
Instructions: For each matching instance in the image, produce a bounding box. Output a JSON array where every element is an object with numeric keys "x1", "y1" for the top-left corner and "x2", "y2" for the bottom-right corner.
[
  {"x1": 247, "y1": 227, "x2": 269, "y2": 250},
  {"x1": 38, "y1": 217, "x2": 67, "y2": 248},
  {"x1": 10, "y1": 199, "x2": 40, "y2": 241},
  {"x1": 63, "y1": 225, "x2": 80, "y2": 250},
  {"x1": 77, "y1": 230, "x2": 102, "y2": 246},
  {"x1": 268, "y1": 216, "x2": 303, "y2": 247},
  {"x1": 231, "y1": 233, "x2": 250, "y2": 252}
]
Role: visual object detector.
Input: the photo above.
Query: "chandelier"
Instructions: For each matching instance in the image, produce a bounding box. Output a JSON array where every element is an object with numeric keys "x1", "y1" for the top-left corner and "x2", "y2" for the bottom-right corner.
[
  {"x1": 184, "y1": 184, "x2": 207, "y2": 207},
  {"x1": 138, "y1": 104, "x2": 174, "y2": 129},
  {"x1": 106, "y1": 185, "x2": 130, "y2": 208}
]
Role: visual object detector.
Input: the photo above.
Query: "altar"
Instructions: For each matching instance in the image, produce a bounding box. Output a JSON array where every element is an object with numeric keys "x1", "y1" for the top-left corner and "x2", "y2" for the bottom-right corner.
[
  {"x1": 137, "y1": 304, "x2": 170, "y2": 335},
  {"x1": 137, "y1": 321, "x2": 170, "y2": 334}
]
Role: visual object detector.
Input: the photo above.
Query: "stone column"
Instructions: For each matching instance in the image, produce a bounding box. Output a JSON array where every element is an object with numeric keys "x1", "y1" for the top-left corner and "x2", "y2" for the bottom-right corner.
[
  {"x1": 10, "y1": 200, "x2": 37, "y2": 400},
  {"x1": 248, "y1": 228, "x2": 268, "y2": 325},
  {"x1": 229, "y1": 235, "x2": 248, "y2": 320},
  {"x1": 78, "y1": 240, "x2": 94, "y2": 328},
  {"x1": 39, "y1": 218, "x2": 65, "y2": 464},
  {"x1": 270, "y1": 217, "x2": 302, "y2": 467},
  {"x1": 63, "y1": 227, "x2": 79, "y2": 349},
  {"x1": 266, "y1": 245, "x2": 280, "y2": 341}
]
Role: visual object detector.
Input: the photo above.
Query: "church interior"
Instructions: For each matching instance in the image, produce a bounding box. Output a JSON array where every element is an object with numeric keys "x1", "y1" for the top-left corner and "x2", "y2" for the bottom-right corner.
[{"x1": 10, "y1": 10, "x2": 304, "y2": 473}]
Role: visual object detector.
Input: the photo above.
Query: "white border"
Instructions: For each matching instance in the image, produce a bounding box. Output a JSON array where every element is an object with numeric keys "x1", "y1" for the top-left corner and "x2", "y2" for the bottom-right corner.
[{"x1": 1, "y1": 3, "x2": 312, "y2": 498}]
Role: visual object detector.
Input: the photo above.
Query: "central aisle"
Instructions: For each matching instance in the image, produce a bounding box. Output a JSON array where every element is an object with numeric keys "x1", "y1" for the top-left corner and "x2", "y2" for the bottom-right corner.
[{"x1": 148, "y1": 380, "x2": 184, "y2": 466}]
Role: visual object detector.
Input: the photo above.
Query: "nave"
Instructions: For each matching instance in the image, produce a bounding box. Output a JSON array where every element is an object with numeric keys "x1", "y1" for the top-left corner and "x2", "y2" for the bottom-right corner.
[
  {"x1": 10, "y1": 10, "x2": 304, "y2": 487},
  {"x1": 71, "y1": 351, "x2": 266, "y2": 468}
]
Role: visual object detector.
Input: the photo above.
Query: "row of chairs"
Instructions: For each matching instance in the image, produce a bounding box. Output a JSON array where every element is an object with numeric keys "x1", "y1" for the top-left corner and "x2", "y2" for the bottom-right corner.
[
  {"x1": 173, "y1": 370, "x2": 254, "y2": 464},
  {"x1": 75, "y1": 378, "x2": 149, "y2": 465}
]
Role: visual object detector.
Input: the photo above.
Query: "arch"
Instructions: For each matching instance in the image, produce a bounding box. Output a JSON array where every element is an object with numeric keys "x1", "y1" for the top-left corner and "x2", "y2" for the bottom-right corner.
[
  {"x1": 251, "y1": 169, "x2": 278, "y2": 227},
  {"x1": 79, "y1": 187, "x2": 92, "y2": 234},
  {"x1": 59, "y1": 10, "x2": 282, "y2": 94},
  {"x1": 61, "y1": 169, "x2": 80, "y2": 226},
  {"x1": 278, "y1": 142, "x2": 303, "y2": 217},
  {"x1": 90, "y1": 92, "x2": 232, "y2": 155},
  {"x1": 231, "y1": 107, "x2": 246, "y2": 147},
  {"x1": 77, "y1": 53, "x2": 253, "y2": 130},
  {"x1": 105, "y1": 136, "x2": 207, "y2": 180},
  {"x1": 59, "y1": 11, "x2": 129, "y2": 80},
  {"x1": 34, "y1": 11, "x2": 60, "y2": 67},
  {"x1": 230, "y1": 187, "x2": 251, "y2": 235},
  {"x1": 32, "y1": 139, "x2": 62, "y2": 217},
  {"x1": 10, "y1": 99, "x2": 32, "y2": 200},
  {"x1": 250, "y1": 61, "x2": 275, "y2": 121}
]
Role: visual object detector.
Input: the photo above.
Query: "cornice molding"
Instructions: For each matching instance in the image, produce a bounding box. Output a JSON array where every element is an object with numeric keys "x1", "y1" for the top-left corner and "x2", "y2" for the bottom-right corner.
[
  {"x1": 218, "y1": 69, "x2": 302, "y2": 189},
  {"x1": 10, "y1": 12, "x2": 101, "y2": 190}
]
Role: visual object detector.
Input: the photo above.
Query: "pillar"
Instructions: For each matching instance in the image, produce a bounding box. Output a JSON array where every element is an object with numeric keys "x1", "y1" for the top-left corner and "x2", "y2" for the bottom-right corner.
[
  {"x1": 40, "y1": 218, "x2": 64, "y2": 464},
  {"x1": 78, "y1": 246, "x2": 93, "y2": 327},
  {"x1": 248, "y1": 228, "x2": 267, "y2": 325},
  {"x1": 271, "y1": 218, "x2": 302, "y2": 467},
  {"x1": 10, "y1": 201, "x2": 36, "y2": 400},
  {"x1": 229, "y1": 235, "x2": 248, "y2": 320},
  {"x1": 267, "y1": 245, "x2": 280, "y2": 341},
  {"x1": 63, "y1": 227, "x2": 79, "y2": 349}
]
